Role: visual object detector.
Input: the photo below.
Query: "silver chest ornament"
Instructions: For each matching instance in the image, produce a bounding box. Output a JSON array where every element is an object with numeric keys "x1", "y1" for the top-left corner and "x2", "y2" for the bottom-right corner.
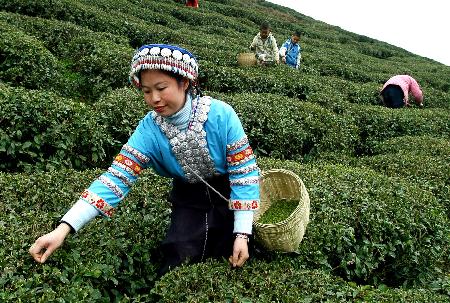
[{"x1": 151, "y1": 96, "x2": 217, "y2": 183}]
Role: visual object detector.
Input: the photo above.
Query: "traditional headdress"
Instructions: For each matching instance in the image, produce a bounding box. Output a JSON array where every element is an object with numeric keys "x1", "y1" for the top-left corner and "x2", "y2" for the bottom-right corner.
[{"x1": 129, "y1": 44, "x2": 199, "y2": 88}]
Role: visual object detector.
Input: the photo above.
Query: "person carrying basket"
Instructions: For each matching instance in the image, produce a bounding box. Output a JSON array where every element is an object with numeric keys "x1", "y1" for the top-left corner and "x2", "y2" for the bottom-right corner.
[{"x1": 29, "y1": 43, "x2": 261, "y2": 276}]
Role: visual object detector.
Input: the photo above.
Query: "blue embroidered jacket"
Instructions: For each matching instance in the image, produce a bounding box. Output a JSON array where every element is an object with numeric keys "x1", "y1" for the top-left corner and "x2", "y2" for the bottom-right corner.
[{"x1": 62, "y1": 96, "x2": 260, "y2": 234}]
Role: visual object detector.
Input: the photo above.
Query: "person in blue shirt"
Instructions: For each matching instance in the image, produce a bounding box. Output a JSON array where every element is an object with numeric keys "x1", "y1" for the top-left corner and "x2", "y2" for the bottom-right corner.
[
  {"x1": 29, "y1": 44, "x2": 261, "y2": 276},
  {"x1": 279, "y1": 31, "x2": 302, "y2": 69}
]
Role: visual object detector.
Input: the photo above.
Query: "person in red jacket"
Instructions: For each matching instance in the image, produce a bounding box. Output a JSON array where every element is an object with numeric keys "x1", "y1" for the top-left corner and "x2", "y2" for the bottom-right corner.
[
  {"x1": 380, "y1": 75, "x2": 424, "y2": 108},
  {"x1": 186, "y1": 0, "x2": 199, "y2": 8}
]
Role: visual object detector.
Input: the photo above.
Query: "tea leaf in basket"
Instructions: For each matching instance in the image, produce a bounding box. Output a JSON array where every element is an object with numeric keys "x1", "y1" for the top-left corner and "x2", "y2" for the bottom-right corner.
[{"x1": 258, "y1": 199, "x2": 298, "y2": 224}]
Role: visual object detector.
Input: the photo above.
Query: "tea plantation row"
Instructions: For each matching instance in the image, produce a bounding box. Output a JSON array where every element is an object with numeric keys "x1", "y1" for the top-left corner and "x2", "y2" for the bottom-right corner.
[
  {"x1": 1, "y1": 0, "x2": 449, "y2": 301},
  {"x1": 2, "y1": 84, "x2": 450, "y2": 172},
  {"x1": 1, "y1": 158, "x2": 449, "y2": 301},
  {"x1": 1, "y1": 4, "x2": 449, "y2": 105}
]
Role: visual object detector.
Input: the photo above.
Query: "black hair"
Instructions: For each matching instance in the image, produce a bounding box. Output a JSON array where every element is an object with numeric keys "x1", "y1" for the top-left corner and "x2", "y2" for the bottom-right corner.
[
  {"x1": 293, "y1": 30, "x2": 301, "y2": 37},
  {"x1": 260, "y1": 21, "x2": 270, "y2": 31}
]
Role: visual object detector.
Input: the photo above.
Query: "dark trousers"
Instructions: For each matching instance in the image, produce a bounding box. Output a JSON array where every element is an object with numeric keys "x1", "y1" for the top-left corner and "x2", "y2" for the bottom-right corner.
[
  {"x1": 381, "y1": 84, "x2": 405, "y2": 108},
  {"x1": 157, "y1": 175, "x2": 234, "y2": 276}
]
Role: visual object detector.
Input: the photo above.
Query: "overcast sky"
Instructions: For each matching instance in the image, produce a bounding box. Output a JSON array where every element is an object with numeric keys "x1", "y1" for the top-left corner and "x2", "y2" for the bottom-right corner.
[{"x1": 266, "y1": 0, "x2": 450, "y2": 66}]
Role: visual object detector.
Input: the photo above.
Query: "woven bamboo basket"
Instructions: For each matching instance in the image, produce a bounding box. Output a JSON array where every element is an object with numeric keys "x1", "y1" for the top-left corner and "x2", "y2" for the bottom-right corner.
[
  {"x1": 237, "y1": 52, "x2": 257, "y2": 66},
  {"x1": 253, "y1": 169, "x2": 310, "y2": 252}
]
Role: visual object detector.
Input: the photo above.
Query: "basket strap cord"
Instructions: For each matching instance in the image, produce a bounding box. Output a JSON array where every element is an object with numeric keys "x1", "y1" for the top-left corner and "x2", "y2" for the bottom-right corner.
[{"x1": 185, "y1": 165, "x2": 230, "y2": 203}]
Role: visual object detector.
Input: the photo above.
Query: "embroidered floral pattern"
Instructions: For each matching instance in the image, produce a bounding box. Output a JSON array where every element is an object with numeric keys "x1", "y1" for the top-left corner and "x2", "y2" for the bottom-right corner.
[
  {"x1": 113, "y1": 154, "x2": 142, "y2": 176},
  {"x1": 80, "y1": 189, "x2": 116, "y2": 217},
  {"x1": 229, "y1": 200, "x2": 260, "y2": 210},
  {"x1": 152, "y1": 96, "x2": 217, "y2": 183},
  {"x1": 227, "y1": 146, "x2": 254, "y2": 166},
  {"x1": 228, "y1": 154, "x2": 255, "y2": 167}
]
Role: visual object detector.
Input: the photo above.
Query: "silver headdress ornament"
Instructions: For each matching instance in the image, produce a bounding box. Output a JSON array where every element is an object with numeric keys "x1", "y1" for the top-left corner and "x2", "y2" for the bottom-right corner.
[{"x1": 129, "y1": 44, "x2": 199, "y2": 88}]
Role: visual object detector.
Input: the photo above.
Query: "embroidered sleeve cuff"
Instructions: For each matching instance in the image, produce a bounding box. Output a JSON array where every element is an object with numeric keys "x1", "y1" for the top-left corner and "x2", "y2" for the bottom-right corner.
[
  {"x1": 79, "y1": 189, "x2": 116, "y2": 217},
  {"x1": 233, "y1": 210, "x2": 254, "y2": 234},
  {"x1": 60, "y1": 199, "x2": 100, "y2": 232},
  {"x1": 229, "y1": 199, "x2": 259, "y2": 210}
]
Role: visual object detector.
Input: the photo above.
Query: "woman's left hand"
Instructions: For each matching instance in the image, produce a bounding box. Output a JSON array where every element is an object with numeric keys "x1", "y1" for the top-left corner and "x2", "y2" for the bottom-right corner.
[{"x1": 229, "y1": 237, "x2": 249, "y2": 267}]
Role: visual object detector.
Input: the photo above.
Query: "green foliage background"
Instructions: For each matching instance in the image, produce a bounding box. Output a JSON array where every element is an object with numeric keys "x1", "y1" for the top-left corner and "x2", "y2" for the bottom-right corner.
[{"x1": 1, "y1": 0, "x2": 449, "y2": 302}]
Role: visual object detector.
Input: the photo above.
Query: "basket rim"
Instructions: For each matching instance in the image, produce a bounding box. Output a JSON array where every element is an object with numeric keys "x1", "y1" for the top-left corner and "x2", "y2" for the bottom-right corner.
[
  {"x1": 253, "y1": 169, "x2": 309, "y2": 228},
  {"x1": 237, "y1": 52, "x2": 256, "y2": 56}
]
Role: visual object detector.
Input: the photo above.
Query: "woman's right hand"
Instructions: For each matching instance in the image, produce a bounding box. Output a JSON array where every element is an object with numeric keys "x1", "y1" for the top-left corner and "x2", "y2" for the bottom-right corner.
[{"x1": 29, "y1": 223, "x2": 72, "y2": 263}]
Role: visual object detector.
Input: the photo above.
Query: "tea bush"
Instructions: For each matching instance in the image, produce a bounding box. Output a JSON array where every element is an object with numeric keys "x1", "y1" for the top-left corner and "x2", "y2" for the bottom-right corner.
[
  {"x1": 201, "y1": 1, "x2": 267, "y2": 29},
  {"x1": 257, "y1": 158, "x2": 450, "y2": 287},
  {"x1": 343, "y1": 104, "x2": 450, "y2": 155},
  {"x1": 62, "y1": 34, "x2": 133, "y2": 101},
  {"x1": 346, "y1": 81, "x2": 381, "y2": 106},
  {"x1": 355, "y1": 136, "x2": 450, "y2": 217},
  {"x1": 423, "y1": 87, "x2": 450, "y2": 109},
  {"x1": 200, "y1": 61, "x2": 311, "y2": 99},
  {"x1": 0, "y1": 11, "x2": 103, "y2": 55},
  {"x1": 358, "y1": 153, "x2": 450, "y2": 218},
  {"x1": 76, "y1": 0, "x2": 182, "y2": 28},
  {"x1": 370, "y1": 135, "x2": 450, "y2": 156},
  {"x1": 1, "y1": 0, "x2": 450, "y2": 301},
  {"x1": 0, "y1": 11, "x2": 131, "y2": 100},
  {"x1": 0, "y1": 168, "x2": 171, "y2": 302},
  {"x1": 153, "y1": 259, "x2": 449, "y2": 302},
  {"x1": 0, "y1": 0, "x2": 184, "y2": 48},
  {"x1": 93, "y1": 87, "x2": 148, "y2": 154},
  {"x1": 153, "y1": 259, "x2": 357, "y2": 302},
  {"x1": 0, "y1": 23, "x2": 60, "y2": 90},
  {"x1": 0, "y1": 85, "x2": 115, "y2": 171},
  {"x1": 1, "y1": 163, "x2": 448, "y2": 301},
  {"x1": 223, "y1": 92, "x2": 358, "y2": 158}
]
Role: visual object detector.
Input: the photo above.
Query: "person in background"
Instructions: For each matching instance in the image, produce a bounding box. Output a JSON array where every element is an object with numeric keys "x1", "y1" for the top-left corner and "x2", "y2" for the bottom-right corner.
[
  {"x1": 380, "y1": 75, "x2": 424, "y2": 108},
  {"x1": 29, "y1": 43, "x2": 260, "y2": 276},
  {"x1": 249, "y1": 21, "x2": 279, "y2": 66},
  {"x1": 185, "y1": 0, "x2": 199, "y2": 8},
  {"x1": 279, "y1": 31, "x2": 302, "y2": 69}
]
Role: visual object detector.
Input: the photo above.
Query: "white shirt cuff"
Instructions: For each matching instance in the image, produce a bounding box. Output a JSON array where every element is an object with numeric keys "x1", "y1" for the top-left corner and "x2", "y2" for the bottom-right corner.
[
  {"x1": 61, "y1": 199, "x2": 100, "y2": 232},
  {"x1": 233, "y1": 210, "x2": 254, "y2": 234}
]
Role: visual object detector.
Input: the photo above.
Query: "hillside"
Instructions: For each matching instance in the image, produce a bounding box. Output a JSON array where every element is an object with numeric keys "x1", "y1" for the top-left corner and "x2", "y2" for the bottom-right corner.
[{"x1": 1, "y1": 0, "x2": 449, "y2": 302}]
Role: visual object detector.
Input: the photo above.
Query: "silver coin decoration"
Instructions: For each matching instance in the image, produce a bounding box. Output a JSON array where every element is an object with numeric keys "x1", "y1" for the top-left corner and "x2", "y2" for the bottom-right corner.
[{"x1": 152, "y1": 96, "x2": 217, "y2": 182}]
